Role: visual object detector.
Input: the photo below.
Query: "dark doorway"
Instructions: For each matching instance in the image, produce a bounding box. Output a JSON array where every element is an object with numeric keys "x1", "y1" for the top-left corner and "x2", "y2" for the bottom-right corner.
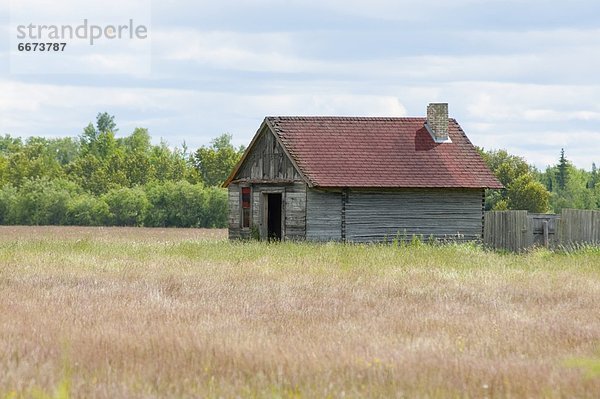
[{"x1": 267, "y1": 193, "x2": 282, "y2": 241}]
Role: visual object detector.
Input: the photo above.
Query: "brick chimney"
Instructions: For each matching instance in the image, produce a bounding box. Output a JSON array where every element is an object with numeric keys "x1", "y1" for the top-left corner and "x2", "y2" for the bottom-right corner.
[{"x1": 425, "y1": 103, "x2": 451, "y2": 143}]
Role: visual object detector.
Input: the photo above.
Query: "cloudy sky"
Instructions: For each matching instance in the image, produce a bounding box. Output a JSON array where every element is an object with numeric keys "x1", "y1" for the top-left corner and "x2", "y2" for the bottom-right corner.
[{"x1": 1, "y1": 0, "x2": 599, "y2": 169}]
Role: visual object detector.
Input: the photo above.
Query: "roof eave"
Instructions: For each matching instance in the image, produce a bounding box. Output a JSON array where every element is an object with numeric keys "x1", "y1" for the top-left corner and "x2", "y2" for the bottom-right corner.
[
  {"x1": 222, "y1": 119, "x2": 270, "y2": 188},
  {"x1": 311, "y1": 184, "x2": 505, "y2": 190}
]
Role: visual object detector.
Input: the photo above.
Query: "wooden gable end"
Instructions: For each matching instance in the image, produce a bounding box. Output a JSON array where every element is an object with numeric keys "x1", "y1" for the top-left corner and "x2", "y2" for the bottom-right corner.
[{"x1": 228, "y1": 123, "x2": 305, "y2": 184}]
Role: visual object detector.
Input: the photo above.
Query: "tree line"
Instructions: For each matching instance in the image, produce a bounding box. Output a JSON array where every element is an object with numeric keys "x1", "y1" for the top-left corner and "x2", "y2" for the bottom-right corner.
[
  {"x1": 0, "y1": 113, "x2": 244, "y2": 227},
  {"x1": 479, "y1": 148, "x2": 600, "y2": 213},
  {"x1": 1, "y1": 113, "x2": 597, "y2": 227}
]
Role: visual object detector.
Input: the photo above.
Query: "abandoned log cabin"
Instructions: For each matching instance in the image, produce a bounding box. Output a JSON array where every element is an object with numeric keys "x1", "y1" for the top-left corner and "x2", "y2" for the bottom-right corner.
[{"x1": 223, "y1": 103, "x2": 503, "y2": 242}]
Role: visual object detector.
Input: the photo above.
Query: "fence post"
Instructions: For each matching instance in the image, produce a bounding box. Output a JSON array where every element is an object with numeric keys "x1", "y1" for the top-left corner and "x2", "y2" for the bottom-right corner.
[{"x1": 592, "y1": 211, "x2": 600, "y2": 245}]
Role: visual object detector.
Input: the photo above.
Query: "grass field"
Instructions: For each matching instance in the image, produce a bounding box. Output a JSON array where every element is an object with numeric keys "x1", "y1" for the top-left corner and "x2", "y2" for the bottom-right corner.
[{"x1": 0, "y1": 226, "x2": 599, "y2": 398}]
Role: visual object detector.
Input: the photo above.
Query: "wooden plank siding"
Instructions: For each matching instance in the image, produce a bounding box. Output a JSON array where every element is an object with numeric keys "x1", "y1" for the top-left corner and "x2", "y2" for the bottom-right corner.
[
  {"x1": 229, "y1": 183, "x2": 254, "y2": 240},
  {"x1": 306, "y1": 189, "x2": 342, "y2": 241},
  {"x1": 232, "y1": 185, "x2": 485, "y2": 243},
  {"x1": 252, "y1": 189, "x2": 262, "y2": 236},
  {"x1": 235, "y1": 125, "x2": 303, "y2": 182},
  {"x1": 227, "y1": 184, "x2": 242, "y2": 239},
  {"x1": 228, "y1": 182, "x2": 307, "y2": 240},
  {"x1": 345, "y1": 189, "x2": 484, "y2": 243},
  {"x1": 284, "y1": 183, "x2": 308, "y2": 240}
]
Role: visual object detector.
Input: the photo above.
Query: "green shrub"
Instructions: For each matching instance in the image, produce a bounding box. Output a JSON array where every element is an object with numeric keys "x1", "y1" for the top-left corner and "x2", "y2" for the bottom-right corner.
[
  {"x1": 0, "y1": 184, "x2": 17, "y2": 224},
  {"x1": 66, "y1": 194, "x2": 110, "y2": 226},
  {"x1": 144, "y1": 181, "x2": 204, "y2": 227},
  {"x1": 204, "y1": 187, "x2": 227, "y2": 228},
  {"x1": 0, "y1": 179, "x2": 227, "y2": 228},
  {"x1": 11, "y1": 178, "x2": 80, "y2": 225},
  {"x1": 144, "y1": 181, "x2": 227, "y2": 228},
  {"x1": 103, "y1": 187, "x2": 149, "y2": 226}
]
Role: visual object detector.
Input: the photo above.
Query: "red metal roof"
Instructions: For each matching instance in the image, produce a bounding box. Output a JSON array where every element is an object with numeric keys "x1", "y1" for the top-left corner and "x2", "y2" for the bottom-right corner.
[{"x1": 266, "y1": 116, "x2": 503, "y2": 189}]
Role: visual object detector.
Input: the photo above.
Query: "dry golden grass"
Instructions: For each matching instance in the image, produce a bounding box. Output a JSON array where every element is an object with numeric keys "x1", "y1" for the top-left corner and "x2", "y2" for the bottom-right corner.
[{"x1": 0, "y1": 226, "x2": 599, "y2": 398}]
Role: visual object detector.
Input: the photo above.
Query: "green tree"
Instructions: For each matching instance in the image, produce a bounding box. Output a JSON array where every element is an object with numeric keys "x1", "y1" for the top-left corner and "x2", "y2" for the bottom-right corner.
[
  {"x1": 561, "y1": 166, "x2": 595, "y2": 210},
  {"x1": 479, "y1": 149, "x2": 531, "y2": 187},
  {"x1": 121, "y1": 127, "x2": 151, "y2": 153},
  {"x1": 67, "y1": 154, "x2": 111, "y2": 195},
  {"x1": 539, "y1": 150, "x2": 598, "y2": 212},
  {"x1": 506, "y1": 174, "x2": 550, "y2": 213},
  {"x1": 80, "y1": 122, "x2": 98, "y2": 151},
  {"x1": 0, "y1": 157, "x2": 8, "y2": 187},
  {"x1": 0, "y1": 134, "x2": 23, "y2": 155},
  {"x1": 479, "y1": 148, "x2": 551, "y2": 212},
  {"x1": 149, "y1": 142, "x2": 200, "y2": 184},
  {"x1": 72, "y1": 115, "x2": 132, "y2": 193},
  {"x1": 120, "y1": 128, "x2": 153, "y2": 186},
  {"x1": 54, "y1": 138, "x2": 79, "y2": 165},
  {"x1": 556, "y1": 148, "x2": 569, "y2": 191},
  {"x1": 96, "y1": 112, "x2": 118, "y2": 134},
  {"x1": 193, "y1": 134, "x2": 244, "y2": 187},
  {"x1": 80, "y1": 113, "x2": 119, "y2": 159},
  {"x1": 3, "y1": 138, "x2": 65, "y2": 188}
]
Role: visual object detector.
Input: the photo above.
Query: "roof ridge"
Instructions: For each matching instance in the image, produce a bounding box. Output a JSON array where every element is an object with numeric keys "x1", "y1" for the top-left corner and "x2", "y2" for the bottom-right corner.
[{"x1": 267, "y1": 116, "x2": 427, "y2": 120}]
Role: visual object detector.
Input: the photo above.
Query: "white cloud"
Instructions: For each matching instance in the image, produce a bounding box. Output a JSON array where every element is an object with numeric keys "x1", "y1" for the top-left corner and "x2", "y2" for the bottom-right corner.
[
  {"x1": 522, "y1": 109, "x2": 600, "y2": 122},
  {"x1": 9, "y1": 0, "x2": 151, "y2": 22},
  {"x1": 2, "y1": 0, "x2": 600, "y2": 170},
  {"x1": 498, "y1": 130, "x2": 600, "y2": 170},
  {"x1": 151, "y1": 27, "x2": 600, "y2": 86},
  {"x1": 462, "y1": 82, "x2": 600, "y2": 122},
  {"x1": 240, "y1": 94, "x2": 407, "y2": 117},
  {"x1": 155, "y1": 29, "x2": 318, "y2": 73},
  {"x1": 465, "y1": 127, "x2": 600, "y2": 170},
  {"x1": 0, "y1": 79, "x2": 406, "y2": 142}
]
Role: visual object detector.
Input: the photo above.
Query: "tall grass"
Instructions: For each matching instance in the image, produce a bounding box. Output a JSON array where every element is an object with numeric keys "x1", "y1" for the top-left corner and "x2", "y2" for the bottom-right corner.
[{"x1": 0, "y1": 227, "x2": 599, "y2": 398}]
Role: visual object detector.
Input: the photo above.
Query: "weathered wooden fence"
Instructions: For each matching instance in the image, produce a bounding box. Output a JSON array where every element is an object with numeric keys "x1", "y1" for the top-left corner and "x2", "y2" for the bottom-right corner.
[
  {"x1": 483, "y1": 210, "x2": 529, "y2": 252},
  {"x1": 530, "y1": 213, "x2": 561, "y2": 248},
  {"x1": 484, "y1": 209, "x2": 600, "y2": 252},
  {"x1": 558, "y1": 209, "x2": 600, "y2": 246}
]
